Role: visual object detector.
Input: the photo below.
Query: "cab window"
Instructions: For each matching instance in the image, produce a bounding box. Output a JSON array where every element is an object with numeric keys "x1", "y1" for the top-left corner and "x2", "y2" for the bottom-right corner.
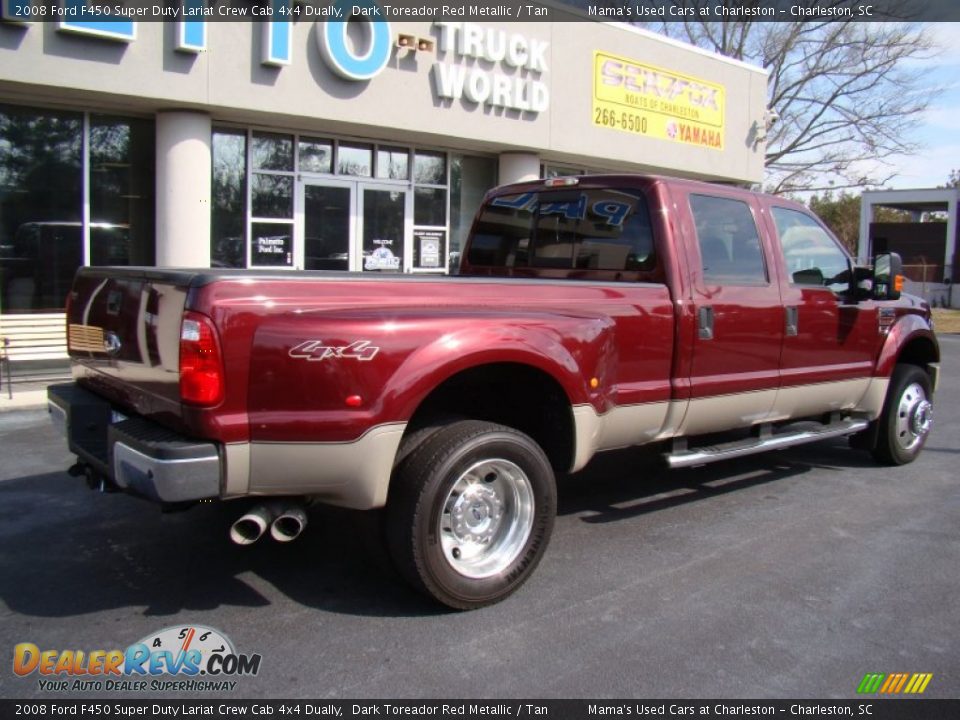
[
  {"x1": 772, "y1": 207, "x2": 849, "y2": 291},
  {"x1": 688, "y1": 194, "x2": 767, "y2": 285},
  {"x1": 468, "y1": 188, "x2": 657, "y2": 279}
]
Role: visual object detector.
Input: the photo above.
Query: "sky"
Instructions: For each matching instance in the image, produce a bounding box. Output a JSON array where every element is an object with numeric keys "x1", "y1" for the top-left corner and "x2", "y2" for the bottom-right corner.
[{"x1": 882, "y1": 22, "x2": 960, "y2": 190}]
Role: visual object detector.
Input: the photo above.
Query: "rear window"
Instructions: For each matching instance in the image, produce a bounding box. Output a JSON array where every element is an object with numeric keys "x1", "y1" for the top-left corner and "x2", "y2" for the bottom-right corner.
[
  {"x1": 467, "y1": 188, "x2": 657, "y2": 277},
  {"x1": 688, "y1": 194, "x2": 767, "y2": 285}
]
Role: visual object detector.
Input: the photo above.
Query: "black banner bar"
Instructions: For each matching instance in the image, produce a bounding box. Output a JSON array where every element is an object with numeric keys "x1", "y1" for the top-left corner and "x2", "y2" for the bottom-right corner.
[
  {"x1": 2, "y1": 700, "x2": 960, "y2": 720},
  {"x1": 8, "y1": 0, "x2": 960, "y2": 24}
]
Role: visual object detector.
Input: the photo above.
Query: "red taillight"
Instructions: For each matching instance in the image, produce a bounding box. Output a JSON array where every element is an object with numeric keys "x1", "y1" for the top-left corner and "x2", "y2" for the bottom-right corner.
[{"x1": 179, "y1": 311, "x2": 224, "y2": 406}]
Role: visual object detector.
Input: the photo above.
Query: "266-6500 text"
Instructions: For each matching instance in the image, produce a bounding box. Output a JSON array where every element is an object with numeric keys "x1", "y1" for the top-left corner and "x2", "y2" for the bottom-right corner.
[{"x1": 594, "y1": 108, "x2": 649, "y2": 134}]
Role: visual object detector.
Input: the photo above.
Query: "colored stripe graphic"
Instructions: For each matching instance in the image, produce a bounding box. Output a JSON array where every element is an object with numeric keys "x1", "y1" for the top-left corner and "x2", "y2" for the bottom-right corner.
[
  {"x1": 906, "y1": 673, "x2": 933, "y2": 694},
  {"x1": 857, "y1": 673, "x2": 885, "y2": 694},
  {"x1": 858, "y1": 672, "x2": 932, "y2": 694},
  {"x1": 879, "y1": 674, "x2": 898, "y2": 693}
]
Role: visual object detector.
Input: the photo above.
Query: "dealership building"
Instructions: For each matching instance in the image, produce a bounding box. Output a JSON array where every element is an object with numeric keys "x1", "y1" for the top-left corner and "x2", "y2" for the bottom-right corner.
[{"x1": 0, "y1": 6, "x2": 767, "y2": 361}]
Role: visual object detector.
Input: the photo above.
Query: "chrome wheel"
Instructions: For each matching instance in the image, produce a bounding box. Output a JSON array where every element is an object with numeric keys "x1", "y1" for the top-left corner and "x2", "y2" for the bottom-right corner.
[
  {"x1": 872, "y1": 364, "x2": 934, "y2": 466},
  {"x1": 439, "y1": 459, "x2": 535, "y2": 579},
  {"x1": 895, "y1": 382, "x2": 932, "y2": 452},
  {"x1": 387, "y1": 420, "x2": 556, "y2": 609}
]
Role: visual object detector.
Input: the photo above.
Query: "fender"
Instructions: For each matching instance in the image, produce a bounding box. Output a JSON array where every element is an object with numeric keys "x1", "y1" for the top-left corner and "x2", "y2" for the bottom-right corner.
[
  {"x1": 851, "y1": 313, "x2": 938, "y2": 452},
  {"x1": 874, "y1": 314, "x2": 939, "y2": 380},
  {"x1": 385, "y1": 317, "x2": 615, "y2": 422}
]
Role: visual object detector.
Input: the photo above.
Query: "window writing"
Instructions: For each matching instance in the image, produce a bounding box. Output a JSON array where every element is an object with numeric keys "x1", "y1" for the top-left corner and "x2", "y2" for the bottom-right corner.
[{"x1": 468, "y1": 188, "x2": 656, "y2": 276}]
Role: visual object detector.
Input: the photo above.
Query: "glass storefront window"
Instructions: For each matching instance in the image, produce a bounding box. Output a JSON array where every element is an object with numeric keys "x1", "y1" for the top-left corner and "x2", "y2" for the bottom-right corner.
[
  {"x1": 211, "y1": 129, "x2": 247, "y2": 268},
  {"x1": 362, "y1": 189, "x2": 405, "y2": 273},
  {"x1": 0, "y1": 105, "x2": 83, "y2": 312},
  {"x1": 376, "y1": 147, "x2": 409, "y2": 180},
  {"x1": 251, "y1": 222, "x2": 293, "y2": 267},
  {"x1": 1, "y1": 106, "x2": 156, "y2": 312},
  {"x1": 414, "y1": 151, "x2": 446, "y2": 185},
  {"x1": 304, "y1": 184, "x2": 350, "y2": 271},
  {"x1": 252, "y1": 132, "x2": 293, "y2": 171},
  {"x1": 414, "y1": 187, "x2": 447, "y2": 227},
  {"x1": 338, "y1": 143, "x2": 372, "y2": 177},
  {"x1": 252, "y1": 173, "x2": 293, "y2": 218},
  {"x1": 299, "y1": 137, "x2": 332, "y2": 174},
  {"x1": 216, "y1": 131, "x2": 457, "y2": 274},
  {"x1": 450, "y1": 155, "x2": 497, "y2": 273},
  {"x1": 89, "y1": 115, "x2": 154, "y2": 267}
]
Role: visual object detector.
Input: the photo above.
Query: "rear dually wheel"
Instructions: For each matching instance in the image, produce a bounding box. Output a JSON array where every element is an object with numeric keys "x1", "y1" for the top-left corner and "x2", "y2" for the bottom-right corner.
[{"x1": 386, "y1": 420, "x2": 557, "y2": 610}]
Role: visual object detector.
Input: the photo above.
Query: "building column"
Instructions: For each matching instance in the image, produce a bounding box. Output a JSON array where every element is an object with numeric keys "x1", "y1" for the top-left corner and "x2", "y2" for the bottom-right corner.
[
  {"x1": 945, "y1": 194, "x2": 957, "y2": 284},
  {"x1": 857, "y1": 196, "x2": 874, "y2": 264},
  {"x1": 155, "y1": 110, "x2": 211, "y2": 267},
  {"x1": 498, "y1": 153, "x2": 540, "y2": 185}
]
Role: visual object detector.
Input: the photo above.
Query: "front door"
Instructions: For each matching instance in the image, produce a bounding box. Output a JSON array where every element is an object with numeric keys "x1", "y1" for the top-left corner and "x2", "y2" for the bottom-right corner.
[
  {"x1": 298, "y1": 179, "x2": 409, "y2": 272},
  {"x1": 763, "y1": 203, "x2": 879, "y2": 417}
]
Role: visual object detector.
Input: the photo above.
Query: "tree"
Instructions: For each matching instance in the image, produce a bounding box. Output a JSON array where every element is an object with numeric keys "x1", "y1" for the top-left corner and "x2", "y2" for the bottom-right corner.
[
  {"x1": 809, "y1": 191, "x2": 910, "y2": 254},
  {"x1": 808, "y1": 192, "x2": 862, "y2": 253},
  {"x1": 639, "y1": 5, "x2": 936, "y2": 194},
  {"x1": 946, "y1": 169, "x2": 960, "y2": 188}
]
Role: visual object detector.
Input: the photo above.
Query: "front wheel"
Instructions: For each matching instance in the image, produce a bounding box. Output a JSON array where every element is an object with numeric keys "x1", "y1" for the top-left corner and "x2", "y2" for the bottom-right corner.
[
  {"x1": 873, "y1": 363, "x2": 934, "y2": 466},
  {"x1": 386, "y1": 420, "x2": 556, "y2": 610}
]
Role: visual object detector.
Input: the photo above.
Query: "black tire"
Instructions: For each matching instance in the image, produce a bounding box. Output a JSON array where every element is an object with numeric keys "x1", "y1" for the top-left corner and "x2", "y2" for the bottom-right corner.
[
  {"x1": 386, "y1": 420, "x2": 556, "y2": 610},
  {"x1": 872, "y1": 363, "x2": 934, "y2": 466}
]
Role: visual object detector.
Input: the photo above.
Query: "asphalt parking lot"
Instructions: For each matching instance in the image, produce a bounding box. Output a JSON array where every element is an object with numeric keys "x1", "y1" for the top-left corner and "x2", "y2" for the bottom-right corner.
[{"x1": 1, "y1": 336, "x2": 958, "y2": 701}]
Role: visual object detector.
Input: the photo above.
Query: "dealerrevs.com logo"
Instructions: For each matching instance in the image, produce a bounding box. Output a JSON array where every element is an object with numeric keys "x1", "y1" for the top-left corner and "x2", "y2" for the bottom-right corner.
[{"x1": 13, "y1": 625, "x2": 262, "y2": 693}]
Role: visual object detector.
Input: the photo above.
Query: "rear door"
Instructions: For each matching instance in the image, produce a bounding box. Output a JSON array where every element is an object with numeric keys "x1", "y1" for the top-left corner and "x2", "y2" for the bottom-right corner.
[{"x1": 670, "y1": 187, "x2": 784, "y2": 436}]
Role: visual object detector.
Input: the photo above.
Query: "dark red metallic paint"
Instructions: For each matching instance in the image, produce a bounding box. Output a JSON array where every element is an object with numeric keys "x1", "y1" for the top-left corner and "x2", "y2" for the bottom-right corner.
[{"x1": 66, "y1": 175, "x2": 935, "y2": 450}]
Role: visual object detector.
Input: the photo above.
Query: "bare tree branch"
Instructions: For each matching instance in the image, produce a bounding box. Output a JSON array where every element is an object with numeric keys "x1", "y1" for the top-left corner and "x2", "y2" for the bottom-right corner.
[{"x1": 638, "y1": 3, "x2": 938, "y2": 193}]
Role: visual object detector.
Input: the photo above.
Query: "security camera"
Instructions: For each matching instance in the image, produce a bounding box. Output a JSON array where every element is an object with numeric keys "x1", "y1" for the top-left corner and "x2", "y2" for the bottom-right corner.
[{"x1": 764, "y1": 108, "x2": 780, "y2": 129}]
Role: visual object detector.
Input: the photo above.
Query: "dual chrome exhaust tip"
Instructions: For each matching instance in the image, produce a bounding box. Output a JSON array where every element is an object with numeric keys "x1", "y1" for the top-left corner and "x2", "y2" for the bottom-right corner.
[{"x1": 229, "y1": 502, "x2": 308, "y2": 545}]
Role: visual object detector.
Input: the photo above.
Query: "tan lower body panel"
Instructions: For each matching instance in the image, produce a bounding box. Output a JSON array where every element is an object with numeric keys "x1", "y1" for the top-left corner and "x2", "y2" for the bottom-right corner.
[
  {"x1": 238, "y1": 423, "x2": 406, "y2": 510},
  {"x1": 571, "y1": 402, "x2": 670, "y2": 472},
  {"x1": 854, "y1": 377, "x2": 889, "y2": 420},
  {"x1": 571, "y1": 377, "x2": 889, "y2": 472},
  {"x1": 223, "y1": 443, "x2": 251, "y2": 497},
  {"x1": 223, "y1": 378, "x2": 890, "y2": 503}
]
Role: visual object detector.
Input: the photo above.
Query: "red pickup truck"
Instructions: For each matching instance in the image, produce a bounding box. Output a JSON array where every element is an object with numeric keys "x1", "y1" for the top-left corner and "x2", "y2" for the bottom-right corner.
[{"x1": 49, "y1": 175, "x2": 939, "y2": 609}]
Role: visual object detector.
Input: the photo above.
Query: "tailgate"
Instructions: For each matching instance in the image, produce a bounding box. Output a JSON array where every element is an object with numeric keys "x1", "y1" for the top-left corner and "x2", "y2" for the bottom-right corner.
[{"x1": 66, "y1": 268, "x2": 191, "y2": 419}]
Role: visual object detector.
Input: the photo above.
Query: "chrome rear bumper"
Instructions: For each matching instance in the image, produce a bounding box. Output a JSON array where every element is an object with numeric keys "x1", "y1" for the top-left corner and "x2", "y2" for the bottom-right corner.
[{"x1": 48, "y1": 383, "x2": 221, "y2": 504}]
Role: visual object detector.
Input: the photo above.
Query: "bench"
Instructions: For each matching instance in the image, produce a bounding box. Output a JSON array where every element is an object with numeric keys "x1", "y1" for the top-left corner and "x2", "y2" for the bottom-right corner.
[{"x1": 0, "y1": 313, "x2": 70, "y2": 395}]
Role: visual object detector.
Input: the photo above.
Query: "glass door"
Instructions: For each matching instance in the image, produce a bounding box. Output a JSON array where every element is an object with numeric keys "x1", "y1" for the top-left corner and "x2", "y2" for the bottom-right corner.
[
  {"x1": 359, "y1": 185, "x2": 409, "y2": 273},
  {"x1": 297, "y1": 179, "x2": 410, "y2": 272},
  {"x1": 298, "y1": 178, "x2": 356, "y2": 271}
]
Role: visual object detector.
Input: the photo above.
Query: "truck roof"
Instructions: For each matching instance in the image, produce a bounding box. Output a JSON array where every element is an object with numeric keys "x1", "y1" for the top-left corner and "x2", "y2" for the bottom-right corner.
[{"x1": 488, "y1": 174, "x2": 810, "y2": 214}]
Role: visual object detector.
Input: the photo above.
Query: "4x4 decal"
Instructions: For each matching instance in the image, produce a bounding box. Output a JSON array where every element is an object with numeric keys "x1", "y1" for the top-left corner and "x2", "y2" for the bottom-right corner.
[{"x1": 288, "y1": 340, "x2": 380, "y2": 362}]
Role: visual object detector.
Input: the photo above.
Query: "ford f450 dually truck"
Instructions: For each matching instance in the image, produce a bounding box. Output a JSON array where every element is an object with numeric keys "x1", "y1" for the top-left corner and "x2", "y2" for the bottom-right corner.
[{"x1": 49, "y1": 175, "x2": 939, "y2": 609}]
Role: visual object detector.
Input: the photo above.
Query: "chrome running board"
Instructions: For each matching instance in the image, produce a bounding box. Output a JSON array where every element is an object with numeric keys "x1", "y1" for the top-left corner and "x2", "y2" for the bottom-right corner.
[{"x1": 665, "y1": 418, "x2": 870, "y2": 469}]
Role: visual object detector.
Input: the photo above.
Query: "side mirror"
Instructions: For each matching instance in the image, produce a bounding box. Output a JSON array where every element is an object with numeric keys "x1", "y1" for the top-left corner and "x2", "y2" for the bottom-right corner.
[
  {"x1": 847, "y1": 263, "x2": 874, "y2": 302},
  {"x1": 873, "y1": 253, "x2": 904, "y2": 301}
]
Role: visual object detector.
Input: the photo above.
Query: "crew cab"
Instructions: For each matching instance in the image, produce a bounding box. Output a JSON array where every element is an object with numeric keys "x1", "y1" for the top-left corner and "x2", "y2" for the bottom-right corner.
[{"x1": 48, "y1": 175, "x2": 940, "y2": 609}]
